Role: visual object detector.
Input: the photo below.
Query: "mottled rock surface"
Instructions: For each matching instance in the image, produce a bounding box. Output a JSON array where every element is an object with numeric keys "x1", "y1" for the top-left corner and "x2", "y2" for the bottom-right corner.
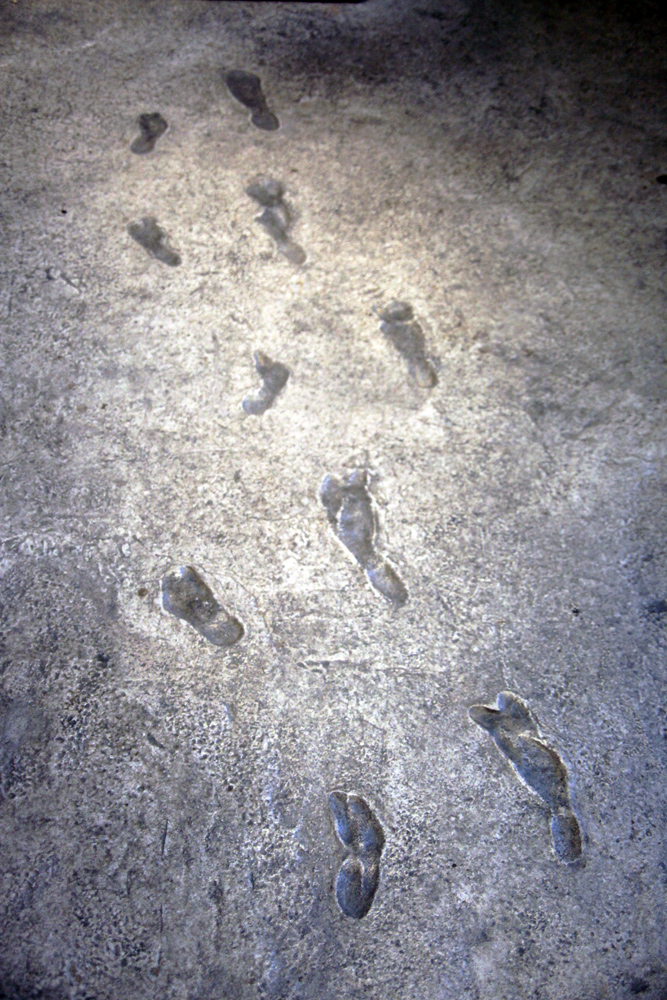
[{"x1": 1, "y1": 1, "x2": 666, "y2": 998}]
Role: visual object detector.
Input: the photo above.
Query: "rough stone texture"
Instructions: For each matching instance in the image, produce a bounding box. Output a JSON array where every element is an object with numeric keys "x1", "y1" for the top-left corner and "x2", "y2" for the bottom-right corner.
[{"x1": 1, "y1": 0, "x2": 666, "y2": 998}]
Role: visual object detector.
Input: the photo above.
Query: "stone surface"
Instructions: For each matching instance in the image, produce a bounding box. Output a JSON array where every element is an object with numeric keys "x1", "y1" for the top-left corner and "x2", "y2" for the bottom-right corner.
[{"x1": 1, "y1": 1, "x2": 666, "y2": 998}]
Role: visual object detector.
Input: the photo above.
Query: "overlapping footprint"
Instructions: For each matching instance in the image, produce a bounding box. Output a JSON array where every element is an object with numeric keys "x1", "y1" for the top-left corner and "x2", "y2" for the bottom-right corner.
[
  {"x1": 469, "y1": 691, "x2": 583, "y2": 863},
  {"x1": 329, "y1": 791, "x2": 385, "y2": 919},
  {"x1": 246, "y1": 175, "x2": 306, "y2": 266},
  {"x1": 376, "y1": 301, "x2": 437, "y2": 388},
  {"x1": 320, "y1": 468, "x2": 408, "y2": 607}
]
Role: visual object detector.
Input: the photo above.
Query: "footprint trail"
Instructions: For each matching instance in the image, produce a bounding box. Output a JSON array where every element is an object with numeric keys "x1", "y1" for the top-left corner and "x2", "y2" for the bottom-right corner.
[
  {"x1": 162, "y1": 566, "x2": 243, "y2": 647},
  {"x1": 225, "y1": 70, "x2": 279, "y2": 131},
  {"x1": 320, "y1": 468, "x2": 408, "y2": 607},
  {"x1": 469, "y1": 691, "x2": 582, "y2": 863},
  {"x1": 329, "y1": 791, "x2": 385, "y2": 919},
  {"x1": 246, "y1": 176, "x2": 306, "y2": 266},
  {"x1": 242, "y1": 351, "x2": 289, "y2": 415}
]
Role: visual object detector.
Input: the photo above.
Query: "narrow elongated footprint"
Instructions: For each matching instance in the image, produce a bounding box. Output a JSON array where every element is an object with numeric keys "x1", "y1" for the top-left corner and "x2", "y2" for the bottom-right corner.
[
  {"x1": 128, "y1": 217, "x2": 180, "y2": 266},
  {"x1": 162, "y1": 566, "x2": 243, "y2": 647},
  {"x1": 320, "y1": 469, "x2": 408, "y2": 606},
  {"x1": 242, "y1": 351, "x2": 289, "y2": 415},
  {"x1": 469, "y1": 691, "x2": 582, "y2": 863},
  {"x1": 329, "y1": 791, "x2": 384, "y2": 919},
  {"x1": 130, "y1": 112, "x2": 168, "y2": 154},
  {"x1": 225, "y1": 70, "x2": 279, "y2": 131},
  {"x1": 376, "y1": 301, "x2": 437, "y2": 388},
  {"x1": 246, "y1": 176, "x2": 306, "y2": 266}
]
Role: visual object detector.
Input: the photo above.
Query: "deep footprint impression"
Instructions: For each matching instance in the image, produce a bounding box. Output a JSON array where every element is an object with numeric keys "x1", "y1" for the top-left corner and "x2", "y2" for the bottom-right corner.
[
  {"x1": 130, "y1": 112, "x2": 168, "y2": 154},
  {"x1": 225, "y1": 70, "x2": 279, "y2": 131},
  {"x1": 376, "y1": 301, "x2": 437, "y2": 388},
  {"x1": 128, "y1": 217, "x2": 180, "y2": 266},
  {"x1": 320, "y1": 468, "x2": 408, "y2": 607},
  {"x1": 242, "y1": 351, "x2": 289, "y2": 415},
  {"x1": 162, "y1": 566, "x2": 243, "y2": 647},
  {"x1": 246, "y1": 175, "x2": 306, "y2": 266},
  {"x1": 329, "y1": 791, "x2": 385, "y2": 919},
  {"x1": 469, "y1": 691, "x2": 582, "y2": 863}
]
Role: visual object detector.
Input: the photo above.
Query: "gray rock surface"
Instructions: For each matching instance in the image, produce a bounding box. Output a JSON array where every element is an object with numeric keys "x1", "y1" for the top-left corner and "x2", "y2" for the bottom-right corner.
[{"x1": 1, "y1": 1, "x2": 666, "y2": 998}]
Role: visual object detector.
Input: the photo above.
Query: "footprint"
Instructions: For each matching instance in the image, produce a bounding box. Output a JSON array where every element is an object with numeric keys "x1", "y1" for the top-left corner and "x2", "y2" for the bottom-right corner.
[
  {"x1": 161, "y1": 566, "x2": 243, "y2": 647},
  {"x1": 246, "y1": 175, "x2": 306, "y2": 266},
  {"x1": 376, "y1": 301, "x2": 437, "y2": 388},
  {"x1": 128, "y1": 217, "x2": 180, "y2": 267},
  {"x1": 469, "y1": 691, "x2": 582, "y2": 863},
  {"x1": 225, "y1": 70, "x2": 279, "y2": 131},
  {"x1": 329, "y1": 791, "x2": 385, "y2": 919},
  {"x1": 320, "y1": 469, "x2": 408, "y2": 607},
  {"x1": 242, "y1": 351, "x2": 289, "y2": 415},
  {"x1": 130, "y1": 112, "x2": 168, "y2": 154}
]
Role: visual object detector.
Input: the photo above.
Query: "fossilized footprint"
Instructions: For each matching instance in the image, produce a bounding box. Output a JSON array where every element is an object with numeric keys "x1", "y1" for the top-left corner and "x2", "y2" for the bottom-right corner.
[
  {"x1": 469, "y1": 691, "x2": 582, "y2": 863},
  {"x1": 242, "y1": 351, "x2": 289, "y2": 415},
  {"x1": 130, "y1": 112, "x2": 168, "y2": 154},
  {"x1": 245, "y1": 175, "x2": 306, "y2": 265},
  {"x1": 376, "y1": 301, "x2": 437, "y2": 388},
  {"x1": 161, "y1": 566, "x2": 243, "y2": 647},
  {"x1": 128, "y1": 217, "x2": 180, "y2": 266},
  {"x1": 320, "y1": 468, "x2": 408, "y2": 606},
  {"x1": 329, "y1": 791, "x2": 385, "y2": 919},
  {"x1": 225, "y1": 70, "x2": 279, "y2": 131}
]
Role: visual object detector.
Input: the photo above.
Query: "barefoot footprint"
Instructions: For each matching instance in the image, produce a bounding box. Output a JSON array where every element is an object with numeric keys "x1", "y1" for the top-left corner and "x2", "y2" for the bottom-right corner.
[
  {"x1": 376, "y1": 301, "x2": 437, "y2": 388},
  {"x1": 242, "y1": 351, "x2": 289, "y2": 415},
  {"x1": 245, "y1": 175, "x2": 306, "y2": 266},
  {"x1": 320, "y1": 468, "x2": 408, "y2": 607},
  {"x1": 469, "y1": 691, "x2": 583, "y2": 863},
  {"x1": 162, "y1": 566, "x2": 243, "y2": 647},
  {"x1": 225, "y1": 70, "x2": 279, "y2": 131},
  {"x1": 130, "y1": 112, "x2": 168, "y2": 154},
  {"x1": 329, "y1": 791, "x2": 385, "y2": 919},
  {"x1": 128, "y1": 217, "x2": 181, "y2": 267}
]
